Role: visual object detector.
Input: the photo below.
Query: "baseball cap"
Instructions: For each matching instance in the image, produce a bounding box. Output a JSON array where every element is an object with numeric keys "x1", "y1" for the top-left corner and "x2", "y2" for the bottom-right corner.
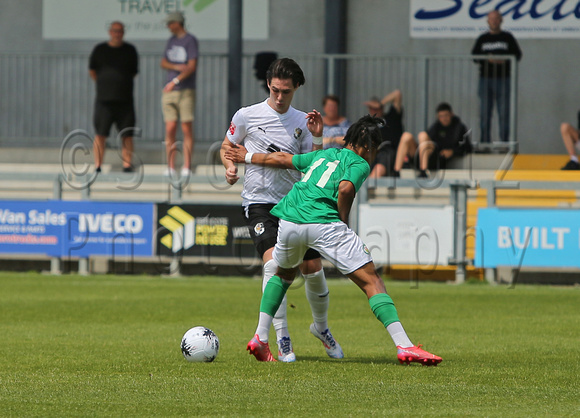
[
  {"x1": 364, "y1": 96, "x2": 383, "y2": 110},
  {"x1": 165, "y1": 11, "x2": 185, "y2": 24}
]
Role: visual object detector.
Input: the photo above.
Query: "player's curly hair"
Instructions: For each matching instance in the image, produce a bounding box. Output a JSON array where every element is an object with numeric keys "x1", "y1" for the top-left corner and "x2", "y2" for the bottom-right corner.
[
  {"x1": 343, "y1": 115, "x2": 384, "y2": 151},
  {"x1": 266, "y1": 58, "x2": 306, "y2": 88}
]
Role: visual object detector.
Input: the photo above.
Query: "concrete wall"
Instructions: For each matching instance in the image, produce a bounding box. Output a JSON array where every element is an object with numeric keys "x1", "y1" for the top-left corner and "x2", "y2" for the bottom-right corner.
[{"x1": 0, "y1": 0, "x2": 574, "y2": 154}]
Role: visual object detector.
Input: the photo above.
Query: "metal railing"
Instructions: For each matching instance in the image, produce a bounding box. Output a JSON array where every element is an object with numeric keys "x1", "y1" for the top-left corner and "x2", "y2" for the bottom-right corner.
[{"x1": 1, "y1": 52, "x2": 517, "y2": 151}]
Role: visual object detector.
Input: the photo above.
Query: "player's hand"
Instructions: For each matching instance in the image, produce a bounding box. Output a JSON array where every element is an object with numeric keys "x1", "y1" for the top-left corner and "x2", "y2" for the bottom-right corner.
[
  {"x1": 225, "y1": 166, "x2": 239, "y2": 185},
  {"x1": 306, "y1": 109, "x2": 323, "y2": 137},
  {"x1": 224, "y1": 145, "x2": 248, "y2": 164},
  {"x1": 163, "y1": 82, "x2": 175, "y2": 92}
]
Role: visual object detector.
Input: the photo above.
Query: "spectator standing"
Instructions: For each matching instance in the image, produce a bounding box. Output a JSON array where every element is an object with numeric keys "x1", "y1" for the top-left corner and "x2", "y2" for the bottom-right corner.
[
  {"x1": 89, "y1": 21, "x2": 138, "y2": 173},
  {"x1": 471, "y1": 10, "x2": 522, "y2": 148},
  {"x1": 322, "y1": 95, "x2": 351, "y2": 149},
  {"x1": 394, "y1": 103, "x2": 470, "y2": 178},
  {"x1": 161, "y1": 11, "x2": 199, "y2": 177},
  {"x1": 365, "y1": 89, "x2": 404, "y2": 177}
]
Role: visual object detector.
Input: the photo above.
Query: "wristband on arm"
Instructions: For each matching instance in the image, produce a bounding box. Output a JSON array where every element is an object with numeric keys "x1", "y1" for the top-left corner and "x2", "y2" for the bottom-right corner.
[
  {"x1": 245, "y1": 152, "x2": 254, "y2": 164},
  {"x1": 312, "y1": 136, "x2": 323, "y2": 145}
]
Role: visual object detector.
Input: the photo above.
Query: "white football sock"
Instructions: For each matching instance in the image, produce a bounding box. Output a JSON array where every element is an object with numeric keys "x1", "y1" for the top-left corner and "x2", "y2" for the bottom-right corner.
[
  {"x1": 255, "y1": 312, "x2": 272, "y2": 342},
  {"x1": 571, "y1": 155, "x2": 579, "y2": 163},
  {"x1": 262, "y1": 259, "x2": 289, "y2": 342},
  {"x1": 303, "y1": 268, "x2": 329, "y2": 332},
  {"x1": 386, "y1": 321, "x2": 413, "y2": 348}
]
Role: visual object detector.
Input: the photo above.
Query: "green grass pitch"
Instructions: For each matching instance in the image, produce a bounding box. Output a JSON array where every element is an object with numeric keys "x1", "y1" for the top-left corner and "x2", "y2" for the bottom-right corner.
[{"x1": 0, "y1": 272, "x2": 578, "y2": 416}]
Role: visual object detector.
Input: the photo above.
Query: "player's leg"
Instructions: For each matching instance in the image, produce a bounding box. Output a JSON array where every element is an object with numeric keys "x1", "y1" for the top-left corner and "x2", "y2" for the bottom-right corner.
[
  {"x1": 247, "y1": 219, "x2": 305, "y2": 362},
  {"x1": 315, "y1": 222, "x2": 441, "y2": 365},
  {"x1": 245, "y1": 206, "x2": 294, "y2": 361},
  {"x1": 348, "y1": 263, "x2": 441, "y2": 365},
  {"x1": 300, "y1": 253, "x2": 344, "y2": 359}
]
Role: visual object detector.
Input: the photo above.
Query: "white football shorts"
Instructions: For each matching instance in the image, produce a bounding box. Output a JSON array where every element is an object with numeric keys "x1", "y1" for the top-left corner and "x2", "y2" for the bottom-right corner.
[{"x1": 272, "y1": 219, "x2": 373, "y2": 275}]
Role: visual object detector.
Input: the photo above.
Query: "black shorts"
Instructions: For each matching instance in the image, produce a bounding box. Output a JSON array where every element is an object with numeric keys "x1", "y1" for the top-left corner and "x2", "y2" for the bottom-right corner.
[
  {"x1": 93, "y1": 100, "x2": 136, "y2": 138},
  {"x1": 244, "y1": 203, "x2": 321, "y2": 260}
]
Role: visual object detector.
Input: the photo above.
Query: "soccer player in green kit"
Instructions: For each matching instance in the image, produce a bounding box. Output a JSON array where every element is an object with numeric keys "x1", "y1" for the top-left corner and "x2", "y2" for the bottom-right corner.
[{"x1": 225, "y1": 115, "x2": 442, "y2": 365}]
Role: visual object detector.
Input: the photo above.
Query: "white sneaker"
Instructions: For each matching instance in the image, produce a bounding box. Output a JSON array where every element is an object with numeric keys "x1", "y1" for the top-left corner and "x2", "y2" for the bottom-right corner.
[
  {"x1": 277, "y1": 336, "x2": 296, "y2": 363},
  {"x1": 310, "y1": 323, "x2": 344, "y2": 359},
  {"x1": 180, "y1": 167, "x2": 192, "y2": 178},
  {"x1": 163, "y1": 167, "x2": 176, "y2": 177}
]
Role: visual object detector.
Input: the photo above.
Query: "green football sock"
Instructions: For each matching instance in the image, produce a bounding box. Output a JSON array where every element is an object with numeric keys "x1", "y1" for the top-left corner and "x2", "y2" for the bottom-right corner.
[
  {"x1": 260, "y1": 275, "x2": 291, "y2": 317},
  {"x1": 369, "y1": 293, "x2": 400, "y2": 327}
]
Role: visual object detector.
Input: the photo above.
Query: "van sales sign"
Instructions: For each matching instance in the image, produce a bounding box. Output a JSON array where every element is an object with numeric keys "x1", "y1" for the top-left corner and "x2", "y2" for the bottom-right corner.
[
  {"x1": 411, "y1": 0, "x2": 580, "y2": 38},
  {"x1": 0, "y1": 201, "x2": 154, "y2": 257}
]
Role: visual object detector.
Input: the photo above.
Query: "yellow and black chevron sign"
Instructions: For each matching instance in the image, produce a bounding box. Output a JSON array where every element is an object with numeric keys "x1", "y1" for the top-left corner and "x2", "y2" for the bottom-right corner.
[
  {"x1": 160, "y1": 206, "x2": 195, "y2": 253},
  {"x1": 159, "y1": 206, "x2": 230, "y2": 254}
]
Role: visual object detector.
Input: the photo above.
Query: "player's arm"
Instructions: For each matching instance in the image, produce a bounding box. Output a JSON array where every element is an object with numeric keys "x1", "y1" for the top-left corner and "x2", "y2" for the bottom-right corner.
[
  {"x1": 337, "y1": 180, "x2": 356, "y2": 226},
  {"x1": 306, "y1": 110, "x2": 323, "y2": 151},
  {"x1": 220, "y1": 137, "x2": 240, "y2": 185},
  {"x1": 225, "y1": 147, "x2": 294, "y2": 169}
]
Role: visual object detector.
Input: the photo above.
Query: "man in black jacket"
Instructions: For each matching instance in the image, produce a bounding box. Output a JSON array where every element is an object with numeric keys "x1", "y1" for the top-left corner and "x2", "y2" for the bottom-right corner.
[
  {"x1": 472, "y1": 10, "x2": 522, "y2": 147},
  {"x1": 393, "y1": 103, "x2": 470, "y2": 178}
]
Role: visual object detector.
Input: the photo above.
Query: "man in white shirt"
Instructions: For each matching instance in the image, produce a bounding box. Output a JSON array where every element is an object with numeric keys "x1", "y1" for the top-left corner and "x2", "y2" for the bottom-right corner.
[{"x1": 220, "y1": 58, "x2": 343, "y2": 362}]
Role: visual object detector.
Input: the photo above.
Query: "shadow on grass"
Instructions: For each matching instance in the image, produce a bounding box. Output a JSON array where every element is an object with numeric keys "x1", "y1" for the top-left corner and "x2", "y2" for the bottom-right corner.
[{"x1": 295, "y1": 355, "x2": 400, "y2": 365}]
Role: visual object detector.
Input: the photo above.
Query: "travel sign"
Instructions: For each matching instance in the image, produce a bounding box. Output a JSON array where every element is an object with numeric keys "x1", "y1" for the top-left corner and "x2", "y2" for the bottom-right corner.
[
  {"x1": 43, "y1": 0, "x2": 268, "y2": 40},
  {"x1": 411, "y1": 0, "x2": 580, "y2": 38}
]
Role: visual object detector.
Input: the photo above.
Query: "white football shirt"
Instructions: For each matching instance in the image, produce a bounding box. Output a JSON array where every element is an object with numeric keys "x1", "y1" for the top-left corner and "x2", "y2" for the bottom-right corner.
[{"x1": 226, "y1": 99, "x2": 313, "y2": 207}]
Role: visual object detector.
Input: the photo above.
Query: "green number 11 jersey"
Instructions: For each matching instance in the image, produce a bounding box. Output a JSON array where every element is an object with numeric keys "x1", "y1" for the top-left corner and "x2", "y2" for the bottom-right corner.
[{"x1": 270, "y1": 148, "x2": 370, "y2": 224}]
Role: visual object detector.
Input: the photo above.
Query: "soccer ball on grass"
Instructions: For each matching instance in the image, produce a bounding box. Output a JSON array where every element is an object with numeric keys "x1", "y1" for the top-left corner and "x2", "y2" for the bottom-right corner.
[{"x1": 181, "y1": 326, "x2": 220, "y2": 362}]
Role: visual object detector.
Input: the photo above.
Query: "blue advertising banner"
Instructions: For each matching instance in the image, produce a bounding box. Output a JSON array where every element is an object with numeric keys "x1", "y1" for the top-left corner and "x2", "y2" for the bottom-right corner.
[
  {"x1": 475, "y1": 208, "x2": 580, "y2": 268},
  {"x1": 0, "y1": 201, "x2": 154, "y2": 257},
  {"x1": 411, "y1": 0, "x2": 580, "y2": 39}
]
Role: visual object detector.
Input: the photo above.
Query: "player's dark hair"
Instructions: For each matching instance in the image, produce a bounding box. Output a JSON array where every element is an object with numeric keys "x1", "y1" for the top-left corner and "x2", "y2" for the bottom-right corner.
[
  {"x1": 436, "y1": 102, "x2": 452, "y2": 113},
  {"x1": 266, "y1": 58, "x2": 306, "y2": 88},
  {"x1": 343, "y1": 115, "x2": 384, "y2": 151}
]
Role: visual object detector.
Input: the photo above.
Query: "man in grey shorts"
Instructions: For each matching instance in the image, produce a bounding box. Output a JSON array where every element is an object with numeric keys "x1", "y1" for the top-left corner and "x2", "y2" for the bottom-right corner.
[{"x1": 161, "y1": 11, "x2": 199, "y2": 177}]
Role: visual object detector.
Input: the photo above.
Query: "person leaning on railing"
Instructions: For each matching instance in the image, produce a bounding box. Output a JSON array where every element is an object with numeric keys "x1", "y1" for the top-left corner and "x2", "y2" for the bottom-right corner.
[{"x1": 471, "y1": 10, "x2": 522, "y2": 149}]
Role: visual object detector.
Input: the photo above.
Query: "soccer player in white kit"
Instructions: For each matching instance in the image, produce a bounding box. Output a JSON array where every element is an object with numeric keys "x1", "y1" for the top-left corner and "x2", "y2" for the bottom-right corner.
[
  {"x1": 220, "y1": 58, "x2": 343, "y2": 362},
  {"x1": 225, "y1": 115, "x2": 442, "y2": 365}
]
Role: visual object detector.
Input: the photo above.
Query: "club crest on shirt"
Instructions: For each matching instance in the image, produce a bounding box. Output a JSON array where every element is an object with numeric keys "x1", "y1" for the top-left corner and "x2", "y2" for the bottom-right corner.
[
  {"x1": 363, "y1": 244, "x2": 370, "y2": 254},
  {"x1": 229, "y1": 121, "x2": 236, "y2": 135},
  {"x1": 293, "y1": 128, "x2": 302, "y2": 140},
  {"x1": 254, "y1": 222, "x2": 265, "y2": 236}
]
